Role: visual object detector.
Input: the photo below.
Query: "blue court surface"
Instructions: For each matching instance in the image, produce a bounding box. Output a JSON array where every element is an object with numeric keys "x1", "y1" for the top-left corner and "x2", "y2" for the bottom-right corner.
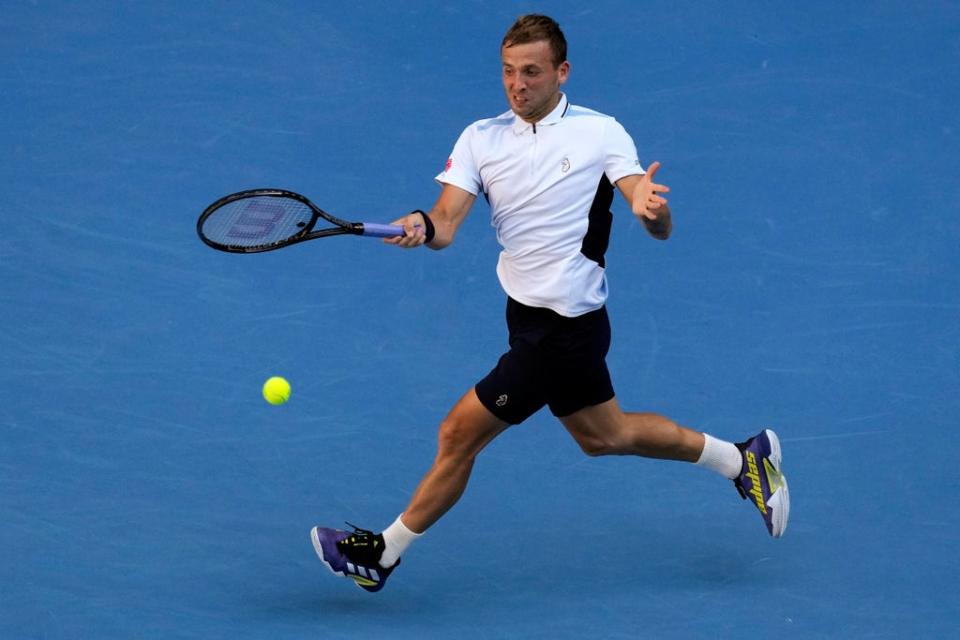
[{"x1": 2, "y1": 2, "x2": 958, "y2": 638}]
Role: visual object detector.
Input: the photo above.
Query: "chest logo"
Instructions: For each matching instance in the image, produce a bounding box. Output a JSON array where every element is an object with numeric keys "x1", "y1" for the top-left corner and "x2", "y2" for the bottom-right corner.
[{"x1": 561, "y1": 157, "x2": 571, "y2": 173}]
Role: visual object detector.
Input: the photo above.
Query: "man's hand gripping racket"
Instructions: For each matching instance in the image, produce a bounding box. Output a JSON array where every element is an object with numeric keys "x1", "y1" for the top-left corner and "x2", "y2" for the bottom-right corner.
[{"x1": 383, "y1": 210, "x2": 430, "y2": 249}]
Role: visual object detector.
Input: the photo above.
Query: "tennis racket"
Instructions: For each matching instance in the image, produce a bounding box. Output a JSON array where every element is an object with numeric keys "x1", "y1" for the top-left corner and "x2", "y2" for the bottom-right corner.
[{"x1": 197, "y1": 189, "x2": 406, "y2": 253}]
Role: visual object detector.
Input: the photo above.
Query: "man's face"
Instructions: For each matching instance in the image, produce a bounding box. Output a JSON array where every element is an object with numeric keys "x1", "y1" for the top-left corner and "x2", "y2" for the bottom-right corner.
[{"x1": 501, "y1": 40, "x2": 569, "y2": 123}]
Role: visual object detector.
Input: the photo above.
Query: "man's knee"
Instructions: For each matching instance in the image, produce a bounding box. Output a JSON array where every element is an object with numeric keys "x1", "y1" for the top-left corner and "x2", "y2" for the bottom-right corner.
[
  {"x1": 564, "y1": 416, "x2": 627, "y2": 456},
  {"x1": 436, "y1": 415, "x2": 473, "y2": 457},
  {"x1": 562, "y1": 401, "x2": 629, "y2": 456},
  {"x1": 435, "y1": 393, "x2": 506, "y2": 460},
  {"x1": 572, "y1": 430, "x2": 626, "y2": 456}
]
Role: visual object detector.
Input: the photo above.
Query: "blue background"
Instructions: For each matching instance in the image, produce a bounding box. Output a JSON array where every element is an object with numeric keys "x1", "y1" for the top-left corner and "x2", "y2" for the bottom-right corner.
[{"x1": 2, "y1": 1, "x2": 958, "y2": 638}]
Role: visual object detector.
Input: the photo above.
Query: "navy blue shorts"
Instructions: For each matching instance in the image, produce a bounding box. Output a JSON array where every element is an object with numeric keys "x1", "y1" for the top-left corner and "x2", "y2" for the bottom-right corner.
[{"x1": 475, "y1": 297, "x2": 615, "y2": 424}]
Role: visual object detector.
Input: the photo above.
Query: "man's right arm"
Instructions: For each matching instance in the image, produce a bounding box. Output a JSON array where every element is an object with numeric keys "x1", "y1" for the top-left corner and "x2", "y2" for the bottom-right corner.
[
  {"x1": 424, "y1": 183, "x2": 476, "y2": 249},
  {"x1": 385, "y1": 183, "x2": 477, "y2": 250}
]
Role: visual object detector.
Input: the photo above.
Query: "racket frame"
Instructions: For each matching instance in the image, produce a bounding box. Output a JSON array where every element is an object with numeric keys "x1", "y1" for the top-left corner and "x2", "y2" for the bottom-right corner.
[{"x1": 197, "y1": 188, "x2": 393, "y2": 253}]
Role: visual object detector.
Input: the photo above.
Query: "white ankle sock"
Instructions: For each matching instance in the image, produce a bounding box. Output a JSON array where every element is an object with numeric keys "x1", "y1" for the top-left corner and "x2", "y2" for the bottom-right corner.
[
  {"x1": 380, "y1": 515, "x2": 421, "y2": 568},
  {"x1": 695, "y1": 433, "x2": 743, "y2": 480}
]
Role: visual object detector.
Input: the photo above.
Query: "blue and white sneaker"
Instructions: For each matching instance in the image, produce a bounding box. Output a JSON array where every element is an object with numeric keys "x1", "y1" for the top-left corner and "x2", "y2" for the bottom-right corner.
[
  {"x1": 734, "y1": 429, "x2": 790, "y2": 538},
  {"x1": 310, "y1": 524, "x2": 398, "y2": 592}
]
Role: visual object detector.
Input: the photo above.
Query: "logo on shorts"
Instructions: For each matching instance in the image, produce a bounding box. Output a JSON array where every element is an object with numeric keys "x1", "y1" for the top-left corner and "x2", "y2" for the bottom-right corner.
[
  {"x1": 560, "y1": 157, "x2": 570, "y2": 173},
  {"x1": 496, "y1": 394, "x2": 509, "y2": 407}
]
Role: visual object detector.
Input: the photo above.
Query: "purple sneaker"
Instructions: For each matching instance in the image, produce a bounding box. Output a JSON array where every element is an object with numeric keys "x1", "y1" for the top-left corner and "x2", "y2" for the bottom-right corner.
[
  {"x1": 310, "y1": 524, "x2": 398, "y2": 592},
  {"x1": 734, "y1": 429, "x2": 789, "y2": 538}
]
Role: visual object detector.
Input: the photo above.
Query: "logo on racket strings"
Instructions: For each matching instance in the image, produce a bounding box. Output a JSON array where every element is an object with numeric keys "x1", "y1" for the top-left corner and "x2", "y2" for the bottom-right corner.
[{"x1": 227, "y1": 201, "x2": 286, "y2": 240}]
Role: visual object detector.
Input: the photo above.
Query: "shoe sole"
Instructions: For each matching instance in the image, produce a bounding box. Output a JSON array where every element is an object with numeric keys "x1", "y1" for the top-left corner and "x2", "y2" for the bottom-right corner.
[{"x1": 764, "y1": 429, "x2": 790, "y2": 538}]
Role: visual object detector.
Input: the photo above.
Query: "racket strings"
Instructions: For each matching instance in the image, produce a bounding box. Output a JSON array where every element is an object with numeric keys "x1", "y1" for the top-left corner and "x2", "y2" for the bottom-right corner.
[{"x1": 201, "y1": 195, "x2": 314, "y2": 249}]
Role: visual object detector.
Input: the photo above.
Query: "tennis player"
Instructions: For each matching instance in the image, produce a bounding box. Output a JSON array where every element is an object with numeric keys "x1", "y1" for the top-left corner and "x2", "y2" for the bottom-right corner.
[{"x1": 312, "y1": 14, "x2": 789, "y2": 592}]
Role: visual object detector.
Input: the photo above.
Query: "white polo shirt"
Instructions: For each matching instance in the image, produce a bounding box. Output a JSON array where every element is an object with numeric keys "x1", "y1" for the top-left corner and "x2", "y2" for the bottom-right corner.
[{"x1": 436, "y1": 93, "x2": 644, "y2": 317}]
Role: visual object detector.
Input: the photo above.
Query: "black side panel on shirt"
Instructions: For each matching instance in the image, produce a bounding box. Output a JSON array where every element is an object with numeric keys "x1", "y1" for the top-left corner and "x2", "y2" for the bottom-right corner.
[{"x1": 580, "y1": 175, "x2": 614, "y2": 268}]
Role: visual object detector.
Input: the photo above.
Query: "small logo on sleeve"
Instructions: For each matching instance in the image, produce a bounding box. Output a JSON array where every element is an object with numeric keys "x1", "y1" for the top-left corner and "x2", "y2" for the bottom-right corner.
[
  {"x1": 444, "y1": 157, "x2": 453, "y2": 173},
  {"x1": 496, "y1": 394, "x2": 509, "y2": 407},
  {"x1": 560, "y1": 157, "x2": 570, "y2": 173}
]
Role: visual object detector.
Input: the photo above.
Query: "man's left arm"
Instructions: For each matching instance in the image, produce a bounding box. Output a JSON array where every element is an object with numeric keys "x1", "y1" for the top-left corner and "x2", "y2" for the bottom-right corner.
[{"x1": 615, "y1": 160, "x2": 672, "y2": 240}]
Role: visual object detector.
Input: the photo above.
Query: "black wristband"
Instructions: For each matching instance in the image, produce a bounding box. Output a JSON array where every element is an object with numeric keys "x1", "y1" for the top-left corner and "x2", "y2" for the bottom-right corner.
[
  {"x1": 643, "y1": 215, "x2": 671, "y2": 238},
  {"x1": 644, "y1": 216, "x2": 667, "y2": 231},
  {"x1": 413, "y1": 209, "x2": 435, "y2": 243}
]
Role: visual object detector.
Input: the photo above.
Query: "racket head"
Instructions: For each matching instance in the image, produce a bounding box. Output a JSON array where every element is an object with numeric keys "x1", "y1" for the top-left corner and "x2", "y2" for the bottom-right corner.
[{"x1": 197, "y1": 189, "x2": 358, "y2": 253}]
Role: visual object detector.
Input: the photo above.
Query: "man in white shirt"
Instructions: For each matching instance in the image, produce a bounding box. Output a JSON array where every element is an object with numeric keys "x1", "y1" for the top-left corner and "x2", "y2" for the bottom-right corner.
[{"x1": 311, "y1": 14, "x2": 789, "y2": 593}]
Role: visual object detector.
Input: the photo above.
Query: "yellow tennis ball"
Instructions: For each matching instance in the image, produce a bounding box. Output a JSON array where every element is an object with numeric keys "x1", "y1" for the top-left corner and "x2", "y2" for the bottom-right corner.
[{"x1": 262, "y1": 376, "x2": 291, "y2": 405}]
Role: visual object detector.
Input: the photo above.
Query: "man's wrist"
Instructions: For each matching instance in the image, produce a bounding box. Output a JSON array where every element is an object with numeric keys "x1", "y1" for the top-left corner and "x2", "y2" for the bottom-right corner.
[{"x1": 413, "y1": 209, "x2": 435, "y2": 243}]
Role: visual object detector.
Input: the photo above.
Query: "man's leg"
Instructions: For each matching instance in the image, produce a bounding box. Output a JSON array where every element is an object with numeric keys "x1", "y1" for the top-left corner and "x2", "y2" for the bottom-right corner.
[
  {"x1": 375, "y1": 388, "x2": 508, "y2": 568},
  {"x1": 311, "y1": 387, "x2": 509, "y2": 591},
  {"x1": 558, "y1": 396, "x2": 707, "y2": 461},
  {"x1": 558, "y1": 397, "x2": 789, "y2": 537},
  {"x1": 400, "y1": 387, "x2": 509, "y2": 533}
]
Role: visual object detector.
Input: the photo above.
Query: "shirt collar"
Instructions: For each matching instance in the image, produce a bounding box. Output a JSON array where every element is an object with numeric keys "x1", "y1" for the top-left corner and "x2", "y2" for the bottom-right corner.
[{"x1": 511, "y1": 93, "x2": 569, "y2": 134}]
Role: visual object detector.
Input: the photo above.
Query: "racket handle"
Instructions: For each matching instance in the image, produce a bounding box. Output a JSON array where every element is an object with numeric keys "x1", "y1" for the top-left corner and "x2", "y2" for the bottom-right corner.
[{"x1": 361, "y1": 222, "x2": 406, "y2": 238}]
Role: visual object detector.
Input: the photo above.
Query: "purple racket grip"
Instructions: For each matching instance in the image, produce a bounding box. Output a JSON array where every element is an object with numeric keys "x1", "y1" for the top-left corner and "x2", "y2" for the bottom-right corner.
[{"x1": 361, "y1": 222, "x2": 406, "y2": 238}]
